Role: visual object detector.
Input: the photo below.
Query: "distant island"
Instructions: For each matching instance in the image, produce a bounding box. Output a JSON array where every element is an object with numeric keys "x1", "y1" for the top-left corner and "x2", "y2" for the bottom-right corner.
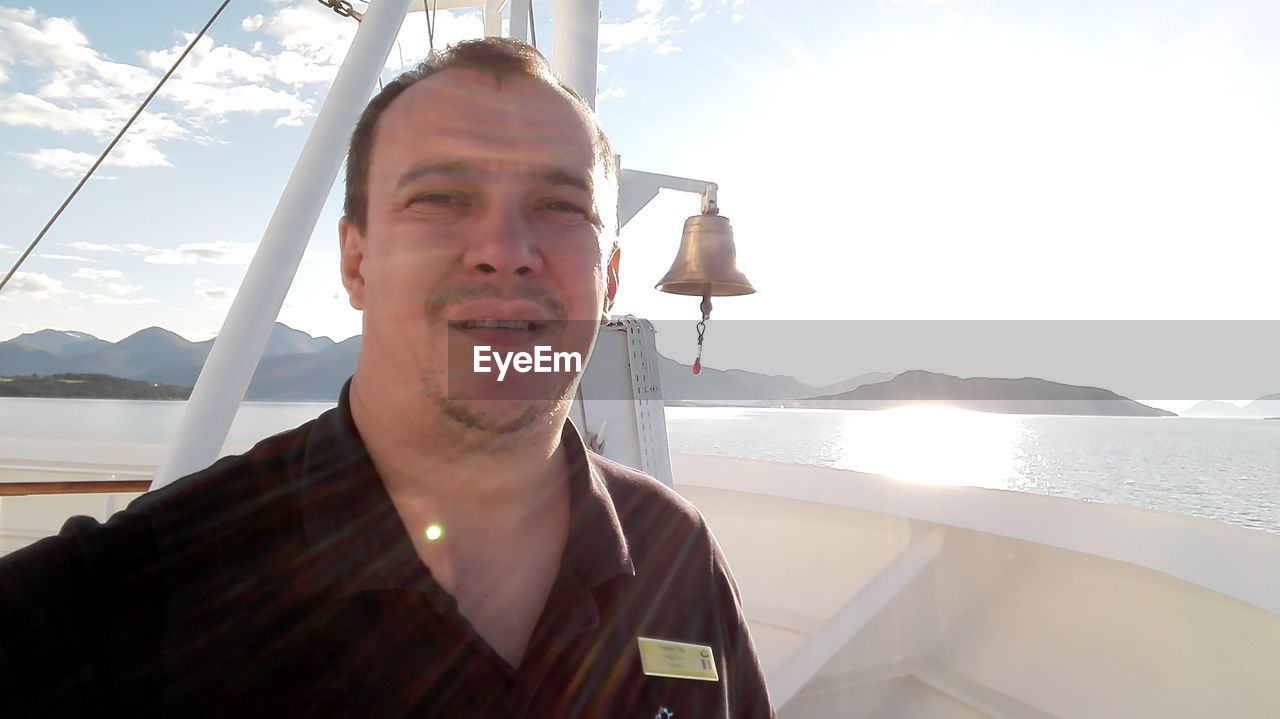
[
  {"x1": 0, "y1": 373, "x2": 192, "y2": 400},
  {"x1": 790, "y1": 370, "x2": 1175, "y2": 417},
  {"x1": 1182, "y1": 395, "x2": 1280, "y2": 419}
]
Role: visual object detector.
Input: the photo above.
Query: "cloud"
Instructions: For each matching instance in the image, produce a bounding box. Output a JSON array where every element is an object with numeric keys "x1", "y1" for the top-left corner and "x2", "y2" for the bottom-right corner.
[
  {"x1": 71, "y1": 267, "x2": 123, "y2": 281},
  {"x1": 79, "y1": 292, "x2": 156, "y2": 305},
  {"x1": 654, "y1": 39, "x2": 682, "y2": 55},
  {"x1": 65, "y1": 240, "x2": 253, "y2": 266},
  {"x1": 142, "y1": 32, "x2": 317, "y2": 125},
  {"x1": 39, "y1": 254, "x2": 95, "y2": 262},
  {"x1": 0, "y1": 5, "x2": 369, "y2": 175},
  {"x1": 160, "y1": 77, "x2": 313, "y2": 127},
  {"x1": 5, "y1": 271, "x2": 68, "y2": 298},
  {"x1": 599, "y1": 87, "x2": 628, "y2": 102},
  {"x1": 0, "y1": 3, "x2": 546, "y2": 181},
  {"x1": 197, "y1": 285, "x2": 235, "y2": 308},
  {"x1": 0, "y1": 10, "x2": 185, "y2": 171},
  {"x1": 256, "y1": 4, "x2": 356, "y2": 69},
  {"x1": 18, "y1": 136, "x2": 172, "y2": 177},
  {"x1": 144, "y1": 241, "x2": 255, "y2": 265},
  {"x1": 600, "y1": 18, "x2": 666, "y2": 52},
  {"x1": 0, "y1": 92, "x2": 115, "y2": 134},
  {"x1": 68, "y1": 241, "x2": 121, "y2": 252},
  {"x1": 107, "y1": 282, "x2": 142, "y2": 296},
  {"x1": 18, "y1": 148, "x2": 97, "y2": 176},
  {"x1": 238, "y1": 3, "x2": 479, "y2": 84},
  {"x1": 600, "y1": 0, "x2": 681, "y2": 53}
]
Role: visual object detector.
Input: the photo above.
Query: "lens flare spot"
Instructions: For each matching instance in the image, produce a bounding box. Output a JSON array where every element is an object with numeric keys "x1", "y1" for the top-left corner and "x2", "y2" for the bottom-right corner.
[{"x1": 424, "y1": 524, "x2": 444, "y2": 542}]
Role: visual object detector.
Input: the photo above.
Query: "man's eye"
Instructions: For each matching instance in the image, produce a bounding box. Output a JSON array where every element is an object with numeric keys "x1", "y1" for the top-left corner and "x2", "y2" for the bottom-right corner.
[
  {"x1": 543, "y1": 200, "x2": 581, "y2": 213},
  {"x1": 541, "y1": 200, "x2": 590, "y2": 217},
  {"x1": 411, "y1": 193, "x2": 461, "y2": 207}
]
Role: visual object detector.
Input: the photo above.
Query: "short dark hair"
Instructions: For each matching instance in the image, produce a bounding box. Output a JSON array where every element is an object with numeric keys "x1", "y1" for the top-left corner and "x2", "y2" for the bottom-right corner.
[{"x1": 342, "y1": 37, "x2": 618, "y2": 232}]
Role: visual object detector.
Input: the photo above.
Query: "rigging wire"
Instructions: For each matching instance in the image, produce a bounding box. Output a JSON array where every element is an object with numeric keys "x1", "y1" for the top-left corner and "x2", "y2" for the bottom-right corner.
[
  {"x1": 425, "y1": 0, "x2": 438, "y2": 53},
  {"x1": 0, "y1": 0, "x2": 234, "y2": 295}
]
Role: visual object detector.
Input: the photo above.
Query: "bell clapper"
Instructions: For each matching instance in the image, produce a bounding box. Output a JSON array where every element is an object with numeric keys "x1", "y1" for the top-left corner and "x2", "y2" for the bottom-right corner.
[{"x1": 693, "y1": 292, "x2": 711, "y2": 375}]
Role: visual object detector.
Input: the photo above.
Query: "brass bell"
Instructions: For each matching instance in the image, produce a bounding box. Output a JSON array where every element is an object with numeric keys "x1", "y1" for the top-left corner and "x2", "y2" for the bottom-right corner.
[{"x1": 655, "y1": 213, "x2": 756, "y2": 297}]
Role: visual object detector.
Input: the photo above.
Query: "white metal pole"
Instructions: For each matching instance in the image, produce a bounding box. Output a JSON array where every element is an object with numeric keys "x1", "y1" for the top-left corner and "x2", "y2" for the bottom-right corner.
[
  {"x1": 553, "y1": 0, "x2": 599, "y2": 108},
  {"x1": 483, "y1": 0, "x2": 503, "y2": 37},
  {"x1": 509, "y1": 0, "x2": 529, "y2": 42},
  {"x1": 151, "y1": 0, "x2": 414, "y2": 490}
]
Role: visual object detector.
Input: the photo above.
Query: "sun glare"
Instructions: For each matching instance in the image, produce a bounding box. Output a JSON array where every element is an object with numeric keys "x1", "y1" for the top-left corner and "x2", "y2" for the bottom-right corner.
[{"x1": 832, "y1": 405, "x2": 1026, "y2": 488}]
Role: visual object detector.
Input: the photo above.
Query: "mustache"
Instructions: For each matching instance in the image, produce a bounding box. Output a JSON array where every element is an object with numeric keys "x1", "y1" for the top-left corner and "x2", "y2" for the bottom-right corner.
[{"x1": 426, "y1": 283, "x2": 567, "y2": 320}]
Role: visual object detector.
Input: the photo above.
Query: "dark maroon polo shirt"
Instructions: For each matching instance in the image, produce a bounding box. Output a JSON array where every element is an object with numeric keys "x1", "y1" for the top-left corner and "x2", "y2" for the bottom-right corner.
[{"x1": 0, "y1": 382, "x2": 774, "y2": 718}]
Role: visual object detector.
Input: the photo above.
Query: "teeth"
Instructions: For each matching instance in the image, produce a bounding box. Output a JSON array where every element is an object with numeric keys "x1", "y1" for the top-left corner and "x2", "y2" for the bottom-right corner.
[{"x1": 462, "y1": 319, "x2": 533, "y2": 330}]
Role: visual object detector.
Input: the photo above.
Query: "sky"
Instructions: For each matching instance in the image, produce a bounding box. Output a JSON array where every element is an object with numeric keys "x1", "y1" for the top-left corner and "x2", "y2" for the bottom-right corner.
[{"x1": 2, "y1": 0, "x2": 1279, "y2": 409}]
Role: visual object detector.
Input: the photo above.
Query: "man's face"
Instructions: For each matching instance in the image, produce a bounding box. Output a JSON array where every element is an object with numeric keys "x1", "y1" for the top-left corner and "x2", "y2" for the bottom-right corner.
[{"x1": 340, "y1": 68, "x2": 618, "y2": 436}]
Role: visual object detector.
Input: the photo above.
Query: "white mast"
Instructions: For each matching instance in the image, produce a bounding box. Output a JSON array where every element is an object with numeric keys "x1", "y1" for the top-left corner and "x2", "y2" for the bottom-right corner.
[
  {"x1": 554, "y1": 0, "x2": 600, "y2": 109},
  {"x1": 151, "y1": 0, "x2": 414, "y2": 489}
]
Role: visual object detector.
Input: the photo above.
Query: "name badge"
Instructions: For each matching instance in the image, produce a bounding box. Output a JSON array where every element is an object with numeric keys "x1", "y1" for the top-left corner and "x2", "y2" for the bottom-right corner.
[{"x1": 637, "y1": 637, "x2": 719, "y2": 682}]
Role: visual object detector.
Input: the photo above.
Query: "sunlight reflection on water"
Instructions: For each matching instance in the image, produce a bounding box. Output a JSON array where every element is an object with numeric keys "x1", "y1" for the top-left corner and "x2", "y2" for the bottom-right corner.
[
  {"x1": 827, "y1": 405, "x2": 1027, "y2": 488},
  {"x1": 664, "y1": 405, "x2": 1027, "y2": 488},
  {"x1": 664, "y1": 406, "x2": 1280, "y2": 533}
]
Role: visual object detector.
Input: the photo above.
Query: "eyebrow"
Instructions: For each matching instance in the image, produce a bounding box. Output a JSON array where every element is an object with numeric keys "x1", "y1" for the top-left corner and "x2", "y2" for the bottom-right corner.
[{"x1": 393, "y1": 160, "x2": 594, "y2": 195}]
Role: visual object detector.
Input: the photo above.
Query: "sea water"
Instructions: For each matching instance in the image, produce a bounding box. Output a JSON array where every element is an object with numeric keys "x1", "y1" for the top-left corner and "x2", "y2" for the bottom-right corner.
[{"x1": 2, "y1": 398, "x2": 1277, "y2": 534}]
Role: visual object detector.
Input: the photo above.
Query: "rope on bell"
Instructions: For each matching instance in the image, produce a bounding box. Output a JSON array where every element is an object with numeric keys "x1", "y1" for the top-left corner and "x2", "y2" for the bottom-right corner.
[{"x1": 692, "y1": 293, "x2": 711, "y2": 375}]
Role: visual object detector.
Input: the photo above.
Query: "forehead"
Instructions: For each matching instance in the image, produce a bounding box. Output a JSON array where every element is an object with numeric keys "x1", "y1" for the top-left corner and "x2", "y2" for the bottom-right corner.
[{"x1": 372, "y1": 67, "x2": 599, "y2": 180}]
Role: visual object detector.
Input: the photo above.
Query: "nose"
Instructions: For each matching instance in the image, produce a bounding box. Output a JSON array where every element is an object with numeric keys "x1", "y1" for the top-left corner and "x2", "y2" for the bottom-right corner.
[{"x1": 461, "y1": 199, "x2": 544, "y2": 277}]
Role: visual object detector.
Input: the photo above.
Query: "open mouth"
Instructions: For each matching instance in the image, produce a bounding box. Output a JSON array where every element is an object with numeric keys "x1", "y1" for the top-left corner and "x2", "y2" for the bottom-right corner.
[
  {"x1": 457, "y1": 319, "x2": 539, "y2": 331},
  {"x1": 448, "y1": 318, "x2": 557, "y2": 347}
]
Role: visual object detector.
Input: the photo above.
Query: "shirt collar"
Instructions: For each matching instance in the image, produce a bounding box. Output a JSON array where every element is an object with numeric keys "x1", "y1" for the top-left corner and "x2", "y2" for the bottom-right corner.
[
  {"x1": 298, "y1": 380, "x2": 634, "y2": 597},
  {"x1": 560, "y1": 418, "x2": 635, "y2": 587}
]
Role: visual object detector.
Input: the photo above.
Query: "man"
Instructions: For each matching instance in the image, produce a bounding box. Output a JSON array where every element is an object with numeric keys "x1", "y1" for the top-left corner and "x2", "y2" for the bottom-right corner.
[{"x1": 0, "y1": 38, "x2": 773, "y2": 718}]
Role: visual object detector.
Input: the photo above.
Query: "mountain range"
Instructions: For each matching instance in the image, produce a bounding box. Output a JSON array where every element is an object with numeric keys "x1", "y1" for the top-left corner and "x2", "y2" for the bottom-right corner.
[
  {"x1": 0, "y1": 324, "x2": 891, "y2": 403},
  {"x1": 1181, "y1": 396, "x2": 1280, "y2": 419},
  {"x1": 1, "y1": 325, "x2": 1274, "y2": 416},
  {"x1": 0, "y1": 325, "x2": 342, "y2": 400}
]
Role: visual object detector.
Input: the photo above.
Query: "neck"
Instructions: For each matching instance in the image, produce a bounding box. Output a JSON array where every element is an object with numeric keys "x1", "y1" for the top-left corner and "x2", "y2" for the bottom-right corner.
[{"x1": 348, "y1": 370, "x2": 572, "y2": 515}]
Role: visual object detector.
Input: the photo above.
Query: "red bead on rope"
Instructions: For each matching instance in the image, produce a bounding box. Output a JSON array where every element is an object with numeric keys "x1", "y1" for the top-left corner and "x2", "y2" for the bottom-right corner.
[{"x1": 692, "y1": 359, "x2": 701, "y2": 375}]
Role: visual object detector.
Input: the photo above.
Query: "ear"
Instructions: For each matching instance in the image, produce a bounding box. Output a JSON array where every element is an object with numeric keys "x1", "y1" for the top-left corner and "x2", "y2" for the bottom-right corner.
[
  {"x1": 603, "y1": 246, "x2": 621, "y2": 316},
  {"x1": 338, "y1": 216, "x2": 367, "y2": 310}
]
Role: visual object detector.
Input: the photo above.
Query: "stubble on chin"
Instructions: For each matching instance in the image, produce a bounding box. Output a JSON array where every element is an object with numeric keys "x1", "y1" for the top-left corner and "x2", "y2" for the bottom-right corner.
[
  {"x1": 421, "y1": 375, "x2": 572, "y2": 443},
  {"x1": 437, "y1": 397, "x2": 547, "y2": 437}
]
